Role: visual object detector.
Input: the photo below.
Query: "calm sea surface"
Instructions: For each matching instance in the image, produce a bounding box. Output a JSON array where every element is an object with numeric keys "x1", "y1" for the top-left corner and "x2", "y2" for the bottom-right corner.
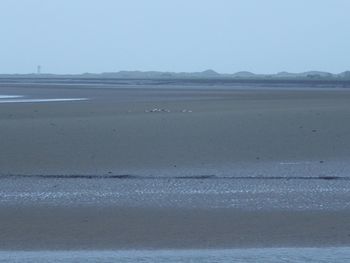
[{"x1": 1, "y1": 248, "x2": 350, "y2": 263}]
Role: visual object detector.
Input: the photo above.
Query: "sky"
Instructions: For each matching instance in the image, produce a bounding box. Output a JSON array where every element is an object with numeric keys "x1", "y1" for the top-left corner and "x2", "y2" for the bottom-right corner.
[{"x1": 0, "y1": 0, "x2": 349, "y2": 74}]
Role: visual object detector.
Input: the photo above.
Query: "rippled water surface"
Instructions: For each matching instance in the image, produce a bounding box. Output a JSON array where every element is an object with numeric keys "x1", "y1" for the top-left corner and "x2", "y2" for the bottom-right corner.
[{"x1": 1, "y1": 177, "x2": 350, "y2": 210}]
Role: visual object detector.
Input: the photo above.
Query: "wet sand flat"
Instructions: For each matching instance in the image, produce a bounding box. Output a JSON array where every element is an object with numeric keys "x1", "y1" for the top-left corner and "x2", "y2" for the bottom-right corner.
[
  {"x1": 1, "y1": 206, "x2": 350, "y2": 250},
  {"x1": 1, "y1": 83, "x2": 350, "y2": 176}
]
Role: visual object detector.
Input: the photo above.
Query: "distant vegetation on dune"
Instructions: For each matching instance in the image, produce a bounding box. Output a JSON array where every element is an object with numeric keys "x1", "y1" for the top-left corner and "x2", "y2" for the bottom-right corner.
[{"x1": 1, "y1": 70, "x2": 350, "y2": 80}]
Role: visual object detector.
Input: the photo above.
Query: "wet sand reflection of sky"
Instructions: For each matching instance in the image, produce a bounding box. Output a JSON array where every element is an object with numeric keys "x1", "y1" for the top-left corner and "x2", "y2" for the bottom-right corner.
[{"x1": 0, "y1": 95, "x2": 88, "y2": 103}]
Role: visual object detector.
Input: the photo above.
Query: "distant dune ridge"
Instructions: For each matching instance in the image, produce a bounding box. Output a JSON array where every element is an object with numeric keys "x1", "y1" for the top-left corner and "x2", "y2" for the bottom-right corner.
[{"x1": 1, "y1": 70, "x2": 350, "y2": 80}]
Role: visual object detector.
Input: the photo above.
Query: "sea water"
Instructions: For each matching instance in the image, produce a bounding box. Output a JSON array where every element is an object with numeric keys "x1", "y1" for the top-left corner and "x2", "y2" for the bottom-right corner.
[{"x1": 1, "y1": 248, "x2": 350, "y2": 263}]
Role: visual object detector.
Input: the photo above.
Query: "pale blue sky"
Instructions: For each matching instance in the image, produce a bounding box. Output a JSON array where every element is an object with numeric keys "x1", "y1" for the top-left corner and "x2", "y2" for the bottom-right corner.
[{"x1": 0, "y1": 0, "x2": 349, "y2": 74}]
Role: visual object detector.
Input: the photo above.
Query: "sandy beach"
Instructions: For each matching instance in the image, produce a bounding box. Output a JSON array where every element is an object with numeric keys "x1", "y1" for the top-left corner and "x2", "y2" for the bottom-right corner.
[{"x1": 1, "y1": 79, "x2": 350, "y2": 250}]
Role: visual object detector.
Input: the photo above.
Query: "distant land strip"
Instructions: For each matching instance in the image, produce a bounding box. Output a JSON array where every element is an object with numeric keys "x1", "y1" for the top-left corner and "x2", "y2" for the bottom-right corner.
[
  {"x1": 1, "y1": 77, "x2": 350, "y2": 88},
  {"x1": 1, "y1": 69, "x2": 350, "y2": 81}
]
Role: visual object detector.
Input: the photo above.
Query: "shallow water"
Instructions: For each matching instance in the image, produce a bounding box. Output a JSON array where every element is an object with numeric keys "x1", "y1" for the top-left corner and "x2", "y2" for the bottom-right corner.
[
  {"x1": 1, "y1": 248, "x2": 350, "y2": 262},
  {"x1": 0, "y1": 94, "x2": 88, "y2": 103},
  {"x1": 1, "y1": 177, "x2": 350, "y2": 210}
]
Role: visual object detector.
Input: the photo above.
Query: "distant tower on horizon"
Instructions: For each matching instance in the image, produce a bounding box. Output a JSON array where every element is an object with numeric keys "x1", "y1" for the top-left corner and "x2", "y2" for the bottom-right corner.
[{"x1": 37, "y1": 65, "x2": 41, "y2": 75}]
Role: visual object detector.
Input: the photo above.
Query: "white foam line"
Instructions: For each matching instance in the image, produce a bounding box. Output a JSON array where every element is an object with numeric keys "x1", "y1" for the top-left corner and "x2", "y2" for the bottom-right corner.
[{"x1": 0, "y1": 98, "x2": 88, "y2": 103}]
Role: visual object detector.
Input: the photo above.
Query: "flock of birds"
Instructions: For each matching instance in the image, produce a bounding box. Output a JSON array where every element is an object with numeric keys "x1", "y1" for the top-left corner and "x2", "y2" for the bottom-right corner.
[{"x1": 144, "y1": 108, "x2": 192, "y2": 113}]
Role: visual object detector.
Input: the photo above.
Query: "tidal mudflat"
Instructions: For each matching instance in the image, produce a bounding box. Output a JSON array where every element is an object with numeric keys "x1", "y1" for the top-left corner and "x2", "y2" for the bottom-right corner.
[{"x1": 1, "y1": 79, "x2": 350, "y2": 250}]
